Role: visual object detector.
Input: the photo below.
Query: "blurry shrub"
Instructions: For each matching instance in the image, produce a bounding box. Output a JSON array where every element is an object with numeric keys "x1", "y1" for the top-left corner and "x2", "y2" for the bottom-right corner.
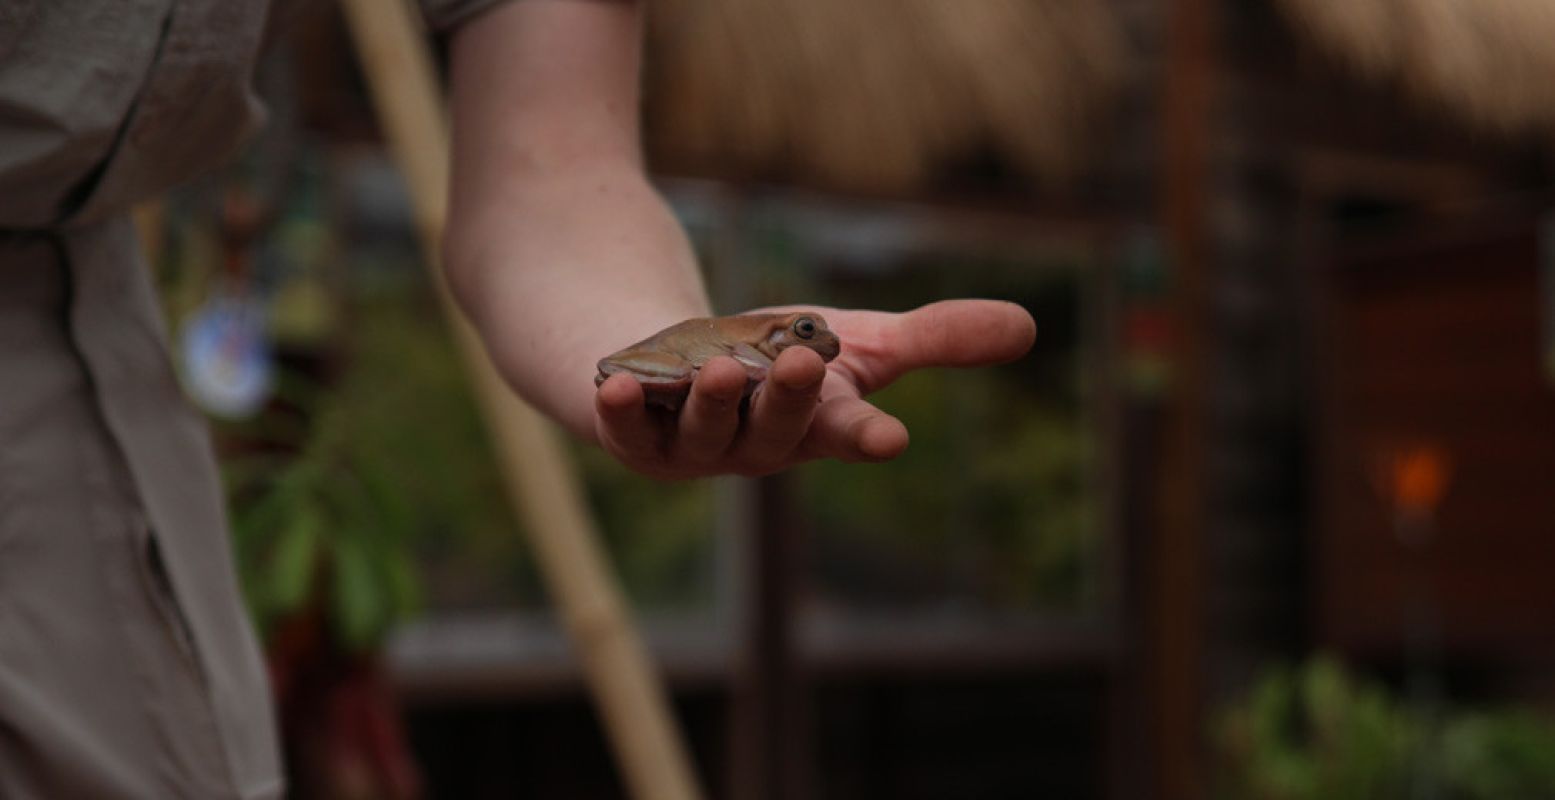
[
  {"x1": 229, "y1": 411, "x2": 423, "y2": 651},
  {"x1": 225, "y1": 292, "x2": 516, "y2": 648},
  {"x1": 572, "y1": 443, "x2": 717, "y2": 609},
  {"x1": 799, "y1": 364, "x2": 1093, "y2": 610},
  {"x1": 1442, "y1": 712, "x2": 1555, "y2": 799},
  {"x1": 1216, "y1": 656, "x2": 1555, "y2": 800}
]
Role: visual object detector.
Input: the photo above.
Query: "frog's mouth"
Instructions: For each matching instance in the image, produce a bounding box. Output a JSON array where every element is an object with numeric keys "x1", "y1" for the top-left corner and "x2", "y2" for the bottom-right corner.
[{"x1": 810, "y1": 335, "x2": 842, "y2": 363}]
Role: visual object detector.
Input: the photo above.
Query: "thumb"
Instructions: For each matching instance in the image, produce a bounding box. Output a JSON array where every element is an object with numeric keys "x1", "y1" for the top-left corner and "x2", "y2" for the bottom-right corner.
[{"x1": 889, "y1": 300, "x2": 1036, "y2": 375}]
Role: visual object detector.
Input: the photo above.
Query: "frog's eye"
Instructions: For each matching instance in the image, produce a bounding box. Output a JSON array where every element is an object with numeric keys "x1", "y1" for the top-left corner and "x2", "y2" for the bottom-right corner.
[{"x1": 793, "y1": 317, "x2": 817, "y2": 339}]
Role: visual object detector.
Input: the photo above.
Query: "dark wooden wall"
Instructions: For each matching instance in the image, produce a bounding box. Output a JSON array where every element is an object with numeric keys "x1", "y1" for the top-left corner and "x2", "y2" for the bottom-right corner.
[{"x1": 1317, "y1": 219, "x2": 1555, "y2": 664}]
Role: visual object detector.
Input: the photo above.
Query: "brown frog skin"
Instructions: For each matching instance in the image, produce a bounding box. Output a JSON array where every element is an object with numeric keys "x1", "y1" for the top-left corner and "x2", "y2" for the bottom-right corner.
[{"x1": 595, "y1": 312, "x2": 842, "y2": 409}]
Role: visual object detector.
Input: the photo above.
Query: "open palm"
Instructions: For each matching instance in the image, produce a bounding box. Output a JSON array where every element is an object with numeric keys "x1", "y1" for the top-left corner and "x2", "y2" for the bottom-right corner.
[{"x1": 593, "y1": 299, "x2": 1035, "y2": 479}]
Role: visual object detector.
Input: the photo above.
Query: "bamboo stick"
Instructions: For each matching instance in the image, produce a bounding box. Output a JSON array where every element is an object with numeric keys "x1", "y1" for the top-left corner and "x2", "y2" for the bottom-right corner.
[{"x1": 337, "y1": 2, "x2": 703, "y2": 798}]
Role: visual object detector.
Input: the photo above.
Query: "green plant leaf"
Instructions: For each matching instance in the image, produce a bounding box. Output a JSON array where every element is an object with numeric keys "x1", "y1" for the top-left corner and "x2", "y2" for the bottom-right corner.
[
  {"x1": 270, "y1": 501, "x2": 322, "y2": 613},
  {"x1": 382, "y1": 550, "x2": 422, "y2": 619},
  {"x1": 331, "y1": 537, "x2": 384, "y2": 651}
]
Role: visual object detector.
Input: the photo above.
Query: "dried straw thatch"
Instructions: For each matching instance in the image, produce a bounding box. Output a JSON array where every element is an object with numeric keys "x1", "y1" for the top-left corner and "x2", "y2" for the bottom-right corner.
[
  {"x1": 1277, "y1": 0, "x2": 1555, "y2": 135},
  {"x1": 644, "y1": 0, "x2": 1128, "y2": 193}
]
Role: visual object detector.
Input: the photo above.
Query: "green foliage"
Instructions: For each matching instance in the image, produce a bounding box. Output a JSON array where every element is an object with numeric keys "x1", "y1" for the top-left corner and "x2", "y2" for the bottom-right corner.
[
  {"x1": 226, "y1": 293, "x2": 517, "y2": 648},
  {"x1": 229, "y1": 397, "x2": 428, "y2": 651},
  {"x1": 1217, "y1": 656, "x2": 1555, "y2": 800},
  {"x1": 798, "y1": 361, "x2": 1094, "y2": 610},
  {"x1": 572, "y1": 443, "x2": 717, "y2": 609},
  {"x1": 1443, "y1": 712, "x2": 1555, "y2": 799}
]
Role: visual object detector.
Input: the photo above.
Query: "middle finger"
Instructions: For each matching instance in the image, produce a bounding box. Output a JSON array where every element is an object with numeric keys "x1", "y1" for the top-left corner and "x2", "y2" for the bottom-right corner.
[{"x1": 731, "y1": 347, "x2": 825, "y2": 469}]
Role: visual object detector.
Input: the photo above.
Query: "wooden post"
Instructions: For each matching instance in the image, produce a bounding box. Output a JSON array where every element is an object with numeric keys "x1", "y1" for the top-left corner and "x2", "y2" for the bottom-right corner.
[
  {"x1": 337, "y1": 2, "x2": 703, "y2": 798},
  {"x1": 729, "y1": 474, "x2": 810, "y2": 800},
  {"x1": 1155, "y1": 0, "x2": 1214, "y2": 796}
]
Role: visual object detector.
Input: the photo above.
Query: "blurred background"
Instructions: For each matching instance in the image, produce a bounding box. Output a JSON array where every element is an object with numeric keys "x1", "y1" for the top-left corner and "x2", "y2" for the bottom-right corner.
[{"x1": 143, "y1": 0, "x2": 1555, "y2": 797}]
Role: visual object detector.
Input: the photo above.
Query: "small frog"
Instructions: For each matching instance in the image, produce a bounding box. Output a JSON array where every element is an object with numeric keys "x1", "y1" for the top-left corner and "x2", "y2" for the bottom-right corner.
[{"x1": 595, "y1": 312, "x2": 842, "y2": 409}]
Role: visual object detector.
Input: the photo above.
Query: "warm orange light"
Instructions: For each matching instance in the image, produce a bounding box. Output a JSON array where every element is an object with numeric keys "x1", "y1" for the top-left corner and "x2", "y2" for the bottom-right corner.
[{"x1": 1381, "y1": 445, "x2": 1452, "y2": 517}]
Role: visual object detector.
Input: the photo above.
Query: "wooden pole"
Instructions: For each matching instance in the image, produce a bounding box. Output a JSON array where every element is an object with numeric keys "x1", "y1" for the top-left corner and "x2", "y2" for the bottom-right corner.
[
  {"x1": 1154, "y1": 0, "x2": 1213, "y2": 796},
  {"x1": 337, "y1": 2, "x2": 703, "y2": 798},
  {"x1": 729, "y1": 474, "x2": 810, "y2": 800}
]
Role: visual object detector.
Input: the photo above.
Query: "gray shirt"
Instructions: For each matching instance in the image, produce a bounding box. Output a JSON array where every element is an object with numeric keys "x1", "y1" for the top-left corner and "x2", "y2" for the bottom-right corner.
[{"x1": 0, "y1": 2, "x2": 504, "y2": 796}]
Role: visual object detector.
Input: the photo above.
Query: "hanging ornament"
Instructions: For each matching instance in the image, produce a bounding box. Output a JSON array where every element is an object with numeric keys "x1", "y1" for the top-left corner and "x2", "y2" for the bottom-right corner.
[{"x1": 181, "y1": 186, "x2": 276, "y2": 419}]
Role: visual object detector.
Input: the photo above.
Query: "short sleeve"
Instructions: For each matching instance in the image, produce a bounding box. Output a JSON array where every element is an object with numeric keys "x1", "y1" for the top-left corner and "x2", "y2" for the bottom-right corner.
[{"x1": 420, "y1": 0, "x2": 515, "y2": 34}]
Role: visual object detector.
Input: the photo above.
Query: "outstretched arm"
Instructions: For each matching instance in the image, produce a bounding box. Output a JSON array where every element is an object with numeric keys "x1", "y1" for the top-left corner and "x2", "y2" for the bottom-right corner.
[{"x1": 444, "y1": 1, "x2": 1037, "y2": 479}]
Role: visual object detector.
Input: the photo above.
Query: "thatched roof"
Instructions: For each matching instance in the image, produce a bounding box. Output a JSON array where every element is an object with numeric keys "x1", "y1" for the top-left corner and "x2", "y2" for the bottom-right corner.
[
  {"x1": 644, "y1": 0, "x2": 1128, "y2": 193},
  {"x1": 1277, "y1": 0, "x2": 1555, "y2": 136}
]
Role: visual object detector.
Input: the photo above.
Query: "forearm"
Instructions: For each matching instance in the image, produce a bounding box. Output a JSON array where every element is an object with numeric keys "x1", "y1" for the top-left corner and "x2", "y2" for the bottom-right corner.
[
  {"x1": 443, "y1": 0, "x2": 709, "y2": 440},
  {"x1": 446, "y1": 165, "x2": 708, "y2": 441}
]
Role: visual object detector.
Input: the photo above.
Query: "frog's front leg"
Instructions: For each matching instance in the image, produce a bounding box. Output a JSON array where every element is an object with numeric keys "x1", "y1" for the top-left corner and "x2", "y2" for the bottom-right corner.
[
  {"x1": 595, "y1": 350, "x2": 697, "y2": 392},
  {"x1": 725, "y1": 342, "x2": 788, "y2": 402},
  {"x1": 728, "y1": 343, "x2": 774, "y2": 384}
]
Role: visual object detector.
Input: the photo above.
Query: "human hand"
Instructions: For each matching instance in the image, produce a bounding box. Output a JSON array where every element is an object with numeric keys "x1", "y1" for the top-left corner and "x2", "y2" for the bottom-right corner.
[{"x1": 593, "y1": 300, "x2": 1036, "y2": 479}]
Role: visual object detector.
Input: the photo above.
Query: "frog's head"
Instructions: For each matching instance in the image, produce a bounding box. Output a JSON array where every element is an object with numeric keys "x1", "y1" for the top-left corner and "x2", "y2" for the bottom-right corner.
[{"x1": 764, "y1": 312, "x2": 841, "y2": 363}]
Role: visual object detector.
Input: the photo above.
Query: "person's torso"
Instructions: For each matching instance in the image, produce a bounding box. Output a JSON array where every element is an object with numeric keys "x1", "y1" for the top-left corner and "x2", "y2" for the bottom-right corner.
[
  {"x1": 0, "y1": 0, "x2": 273, "y2": 229},
  {"x1": 0, "y1": 3, "x2": 285, "y2": 795}
]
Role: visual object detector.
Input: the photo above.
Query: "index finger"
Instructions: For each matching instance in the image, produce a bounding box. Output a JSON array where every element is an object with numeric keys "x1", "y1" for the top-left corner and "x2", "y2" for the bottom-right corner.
[{"x1": 594, "y1": 374, "x2": 665, "y2": 462}]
